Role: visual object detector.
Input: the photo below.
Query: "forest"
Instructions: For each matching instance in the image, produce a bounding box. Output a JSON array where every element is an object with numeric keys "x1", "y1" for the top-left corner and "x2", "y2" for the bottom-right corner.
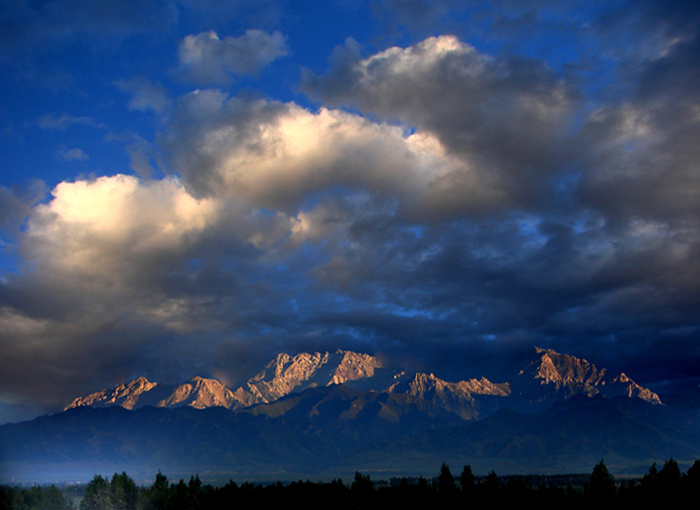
[{"x1": 1, "y1": 458, "x2": 698, "y2": 509}]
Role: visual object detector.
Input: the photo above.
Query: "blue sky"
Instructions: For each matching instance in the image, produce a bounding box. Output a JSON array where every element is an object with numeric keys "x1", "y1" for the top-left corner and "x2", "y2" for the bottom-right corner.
[{"x1": 0, "y1": 0, "x2": 699, "y2": 423}]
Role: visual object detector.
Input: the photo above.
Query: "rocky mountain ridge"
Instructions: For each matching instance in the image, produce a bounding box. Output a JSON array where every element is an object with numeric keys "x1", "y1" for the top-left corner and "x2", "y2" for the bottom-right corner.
[
  {"x1": 513, "y1": 347, "x2": 663, "y2": 405},
  {"x1": 66, "y1": 350, "x2": 391, "y2": 412},
  {"x1": 2, "y1": 346, "x2": 683, "y2": 484},
  {"x1": 231, "y1": 350, "x2": 385, "y2": 407},
  {"x1": 65, "y1": 347, "x2": 662, "y2": 420}
]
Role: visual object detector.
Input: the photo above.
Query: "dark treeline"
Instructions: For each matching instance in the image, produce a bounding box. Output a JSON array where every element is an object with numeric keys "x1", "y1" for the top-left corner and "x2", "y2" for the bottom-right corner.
[{"x1": 2, "y1": 458, "x2": 699, "y2": 509}]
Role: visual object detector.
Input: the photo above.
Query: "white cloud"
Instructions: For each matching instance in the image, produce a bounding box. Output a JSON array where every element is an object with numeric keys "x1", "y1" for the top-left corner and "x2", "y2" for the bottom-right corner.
[
  {"x1": 176, "y1": 30, "x2": 288, "y2": 86},
  {"x1": 25, "y1": 175, "x2": 219, "y2": 281}
]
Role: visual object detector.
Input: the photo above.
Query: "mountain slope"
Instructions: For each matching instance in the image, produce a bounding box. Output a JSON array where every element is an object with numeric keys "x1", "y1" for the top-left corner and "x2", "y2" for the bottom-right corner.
[
  {"x1": 1, "y1": 392, "x2": 694, "y2": 484},
  {"x1": 350, "y1": 395, "x2": 694, "y2": 476}
]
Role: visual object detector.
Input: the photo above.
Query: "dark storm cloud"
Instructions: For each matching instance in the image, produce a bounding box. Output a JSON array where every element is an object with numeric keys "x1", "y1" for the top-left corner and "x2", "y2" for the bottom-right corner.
[{"x1": 304, "y1": 204, "x2": 700, "y2": 387}]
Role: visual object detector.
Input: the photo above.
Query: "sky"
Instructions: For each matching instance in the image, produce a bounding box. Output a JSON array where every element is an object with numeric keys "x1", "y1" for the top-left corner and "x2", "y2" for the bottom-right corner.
[{"x1": 0, "y1": 0, "x2": 698, "y2": 423}]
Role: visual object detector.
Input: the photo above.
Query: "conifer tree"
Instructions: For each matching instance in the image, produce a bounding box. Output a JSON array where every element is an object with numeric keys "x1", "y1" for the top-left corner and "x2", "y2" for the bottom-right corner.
[
  {"x1": 587, "y1": 460, "x2": 616, "y2": 500},
  {"x1": 111, "y1": 472, "x2": 138, "y2": 510},
  {"x1": 437, "y1": 463, "x2": 456, "y2": 492},
  {"x1": 460, "y1": 465, "x2": 475, "y2": 491},
  {"x1": 81, "y1": 475, "x2": 113, "y2": 510}
]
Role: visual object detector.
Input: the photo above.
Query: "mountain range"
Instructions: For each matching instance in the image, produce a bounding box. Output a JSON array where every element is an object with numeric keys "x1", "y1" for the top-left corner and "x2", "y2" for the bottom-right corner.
[
  {"x1": 1, "y1": 347, "x2": 696, "y2": 484},
  {"x1": 64, "y1": 347, "x2": 662, "y2": 414}
]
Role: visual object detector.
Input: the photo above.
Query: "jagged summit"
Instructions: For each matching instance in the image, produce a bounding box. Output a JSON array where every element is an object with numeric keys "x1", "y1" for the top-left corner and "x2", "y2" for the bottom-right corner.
[
  {"x1": 514, "y1": 347, "x2": 662, "y2": 405},
  {"x1": 159, "y1": 377, "x2": 239, "y2": 409},
  {"x1": 66, "y1": 376, "x2": 243, "y2": 411},
  {"x1": 388, "y1": 372, "x2": 510, "y2": 400},
  {"x1": 232, "y1": 349, "x2": 383, "y2": 407},
  {"x1": 388, "y1": 372, "x2": 511, "y2": 419}
]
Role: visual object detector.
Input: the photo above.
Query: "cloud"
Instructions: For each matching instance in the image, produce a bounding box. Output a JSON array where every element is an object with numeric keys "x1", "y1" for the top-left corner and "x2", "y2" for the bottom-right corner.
[
  {"x1": 1, "y1": 16, "x2": 700, "y2": 421},
  {"x1": 0, "y1": 181, "x2": 45, "y2": 230},
  {"x1": 2, "y1": 174, "x2": 223, "y2": 332},
  {"x1": 56, "y1": 147, "x2": 89, "y2": 162},
  {"x1": 579, "y1": 34, "x2": 700, "y2": 226},
  {"x1": 161, "y1": 89, "x2": 527, "y2": 221},
  {"x1": 37, "y1": 114, "x2": 106, "y2": 131},
  {"x1": 175, "y1": 30, "x2": 288, "y2": 86},
  {"x1": 0, "y1": 174, "x2": 226, "y2": 406},
  {"x1": 114, "y1": 77, "x2": 173, "y2": 117},
  {"x1": 24, "y1": 175, "x2": 218, "y2": 286},
  {"x1": 302, "y1": 35, "x2": 576, "y2": 211}
]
